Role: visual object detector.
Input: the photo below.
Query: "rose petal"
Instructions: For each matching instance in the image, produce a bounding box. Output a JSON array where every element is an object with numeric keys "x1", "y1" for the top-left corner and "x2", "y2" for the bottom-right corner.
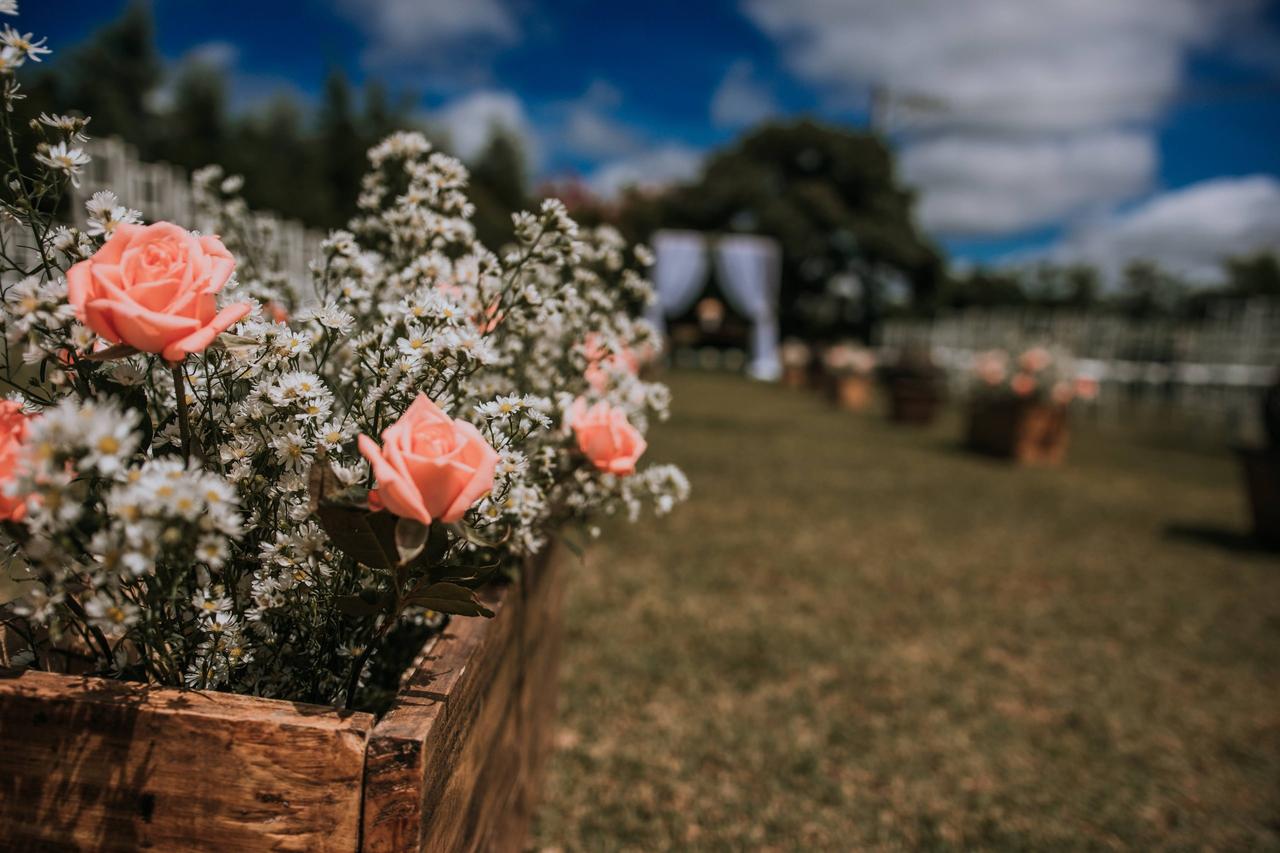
[
  {"x1": 359, "y1": 434, "x2": 432, "y2": 525},
  {"x1": 161, "y1": 302, "x2": 252, "y2": 362}
]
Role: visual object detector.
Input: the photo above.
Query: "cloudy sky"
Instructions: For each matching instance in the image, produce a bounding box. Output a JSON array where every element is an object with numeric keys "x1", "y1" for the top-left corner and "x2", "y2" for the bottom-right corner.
[{"x1": 29, "y1": 0, "x2": 1280, "y2": 280}]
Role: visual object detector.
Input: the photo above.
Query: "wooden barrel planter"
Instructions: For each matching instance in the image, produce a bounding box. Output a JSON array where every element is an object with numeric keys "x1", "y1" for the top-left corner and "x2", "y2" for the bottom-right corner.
[
  {"x1": 829, "y1": 374, "x2": 872, "y2": 412},
  {"x1": 0, "y1": 547, "x2": 565, "y2": 852},
  {"x1": 967, "y1": 398, "x2": 1069, "y2": 466},
  {"x1": 887, "y1": 378, "x2": 942, "y2": 426},
  {"x1": 1237, "y1": 448, "x2": 1280, "y2": 546},
  {"x1": 781, "y1": 364, "x2": 808, "y2": 389}
]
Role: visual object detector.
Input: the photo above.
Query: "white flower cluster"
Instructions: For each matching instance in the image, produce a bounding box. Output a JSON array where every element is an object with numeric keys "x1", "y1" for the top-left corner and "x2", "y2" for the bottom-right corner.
[{"x1": 0, "y1": 9, "x2": 686, "y2": 706}]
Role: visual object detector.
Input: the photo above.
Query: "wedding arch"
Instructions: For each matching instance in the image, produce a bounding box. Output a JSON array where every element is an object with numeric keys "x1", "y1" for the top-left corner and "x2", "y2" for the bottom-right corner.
[{"x1": 646, "y1": 229, "x2": 783, "y2": 381}]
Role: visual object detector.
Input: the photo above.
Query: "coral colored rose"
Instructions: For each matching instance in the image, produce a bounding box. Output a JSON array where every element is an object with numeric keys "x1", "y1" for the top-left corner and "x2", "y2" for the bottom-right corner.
[
  {"x1": 0, "y1": 401, "x2": 31, "y2": 522},
  {"x1": 569, "y1": 398, "x2": 646, "y2": 476},
  {"x1": 1074, "y1": 377, "x2": 1099, "y2": 400},
  {"x1": 583, "y1": 334, "x2": 640, "y2": 392},
  {"x1": 1010, "y1": 373, "x2": 1037, "y2": 397},
  {"x1": 1050, "y1": 381, "x2": 1074, "y2": 405},
  {"x1": 66, "y1": 222, "x2": 251, "y2": 363},
  {"x1": 358, "y1": 394, "x2": 499, "y2": 526},
  {"x1": 266, "y1": 301, "x2": 290, "y2": 324},
  {"x1": 1018, "y1": 347, "x2": 1052, "y2": 373}
]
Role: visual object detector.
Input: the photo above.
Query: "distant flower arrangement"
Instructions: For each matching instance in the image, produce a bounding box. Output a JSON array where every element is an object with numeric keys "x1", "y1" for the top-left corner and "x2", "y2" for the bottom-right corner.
[
  {"x1": 0, "y1": 5, "x2": 687, "y2": 707},
  {"x1": 970, "y1": 346, "x2": 1098, "y2": 405},
  {"x1": 822, "y1": 341, "x2": 876, "y2": 377}
]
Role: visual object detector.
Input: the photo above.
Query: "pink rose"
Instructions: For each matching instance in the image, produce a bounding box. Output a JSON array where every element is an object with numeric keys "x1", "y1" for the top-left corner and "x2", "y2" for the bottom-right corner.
[
  {"x1": 1010, "y1": 373, "x2": 1037, "y2": 397},
  {"x1": 66, "y1": 222, "x2": 251, "y2": 363},
  {"x1": 1050, "y1": 381, "x2": 1074, "y2": 405},
  {"x1": 1074, "y1": 377, "x2": 1099, "y2": 400},
  {"x1": 0, "y1": 401, "x2": 31, "y2": 522},
  {"x1": 358, "y1": 395, "x2": 499, "y2": 526},
  {"x1": 1018, "y1": 347, "x2": 1052, "y2": 373},
  {"x1": 583, "y1": 334, "x2": 640, "y2": 392},
  {"x1": 569, "y1": 398, "x2": 646, "y2": 476}
]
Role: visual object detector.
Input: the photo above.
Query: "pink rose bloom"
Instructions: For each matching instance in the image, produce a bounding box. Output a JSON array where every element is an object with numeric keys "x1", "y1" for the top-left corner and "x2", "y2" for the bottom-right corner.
[
  {"x1": 0, "y1": 401, "x2": 31, "y2": 522},
  {"x1": 358, "y1": 394, "x2": 499, "y2": 526},
  {"x1": 569, "y1": 398, "x2": 646, "y2": 476},
  {"x1": 974, "y1": 350, "x2": 1008, "y2": 386},
  {"x1": 1017, "y1": 347, "x2": 1052, "y2": 373},
  {"x1": 1074, "y1": 377, "x2": 1099, "y2": 400},
  {"x1": 1050, "y1": 381, "x2": 1075, "y2": 405},
  {"x1": 583, "y1": 334, "x2": 640, "y2": 392},
  {"x1": 1010, "y1": 372, "x2": 1037, "y2": 397},
  {"x1": 66, "y1": 222, "x2": 252, "y2": 363}
]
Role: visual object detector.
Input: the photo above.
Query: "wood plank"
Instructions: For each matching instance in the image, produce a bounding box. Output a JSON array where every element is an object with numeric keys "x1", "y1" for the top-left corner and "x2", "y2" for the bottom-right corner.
[
  {"x1": 361, "y1": 546, "x2": 565, "y2": 853},
  {"x1": 0, "y1": 670, "x2": 373, "y2": 852}
]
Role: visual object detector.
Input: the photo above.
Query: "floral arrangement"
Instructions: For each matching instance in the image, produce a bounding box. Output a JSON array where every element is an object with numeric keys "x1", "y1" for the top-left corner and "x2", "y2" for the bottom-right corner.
[
  {"x1": 780, "y1": 338, "x2": 812, "y2": 370},
  {"x1": 821, "y1": 341, "x2": 876, "y2": 377},
  {"x1": 970, "y1": 346, "x2": 1098, "y2": 405},
  {"x1": 0, "y1": 6, "x2": 687, "y2": 709}
]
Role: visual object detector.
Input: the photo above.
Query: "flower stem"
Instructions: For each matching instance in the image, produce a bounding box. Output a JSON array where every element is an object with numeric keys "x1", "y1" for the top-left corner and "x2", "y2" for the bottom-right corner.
[{"x1": 172, "y1": 363, "x2": 192, "y2": 462}]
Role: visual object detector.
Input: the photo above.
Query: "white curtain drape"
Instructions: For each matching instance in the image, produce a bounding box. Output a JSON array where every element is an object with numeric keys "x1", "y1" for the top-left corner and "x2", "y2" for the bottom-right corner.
[
  {"x1": 714, "y1": 235, "x2": 782, "y2": 381},
  {"x1": 647, "y1": 230, "x2": 709, "y2": 333}
]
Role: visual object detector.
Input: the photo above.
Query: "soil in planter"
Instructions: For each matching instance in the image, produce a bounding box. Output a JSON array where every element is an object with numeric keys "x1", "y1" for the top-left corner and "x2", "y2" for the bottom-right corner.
[{"x1": 354, "y1": 617, "x2": 442, "y2": 715}]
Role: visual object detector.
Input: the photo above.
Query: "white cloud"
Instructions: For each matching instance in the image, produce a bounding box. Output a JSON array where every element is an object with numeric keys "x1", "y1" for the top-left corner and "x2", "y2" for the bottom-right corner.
[
  {"x1": 556, "y1": 81, "x2": 645, "y2": 159},
  {"x1": 901, "y1": 131, "x2": 1156, "y2": 235},
  {"x1": 1045, "y1": 176, "x2": 1280, "y2": 283},
  {"x1": 588, "y1": 144, "x2": 704, "y2": 198},
  {"x1": 339, "y1": 0, "x2": 516, "y2": 52},
  {"x1": 742, "y1": 0, "x2": 1270, "y2": 236},
  {"x1": 710, "y1": 61, "x2": 778, "y2": 128},
  {"x1": 433, "y1": 90, "x2": 540, "y2": 165}
]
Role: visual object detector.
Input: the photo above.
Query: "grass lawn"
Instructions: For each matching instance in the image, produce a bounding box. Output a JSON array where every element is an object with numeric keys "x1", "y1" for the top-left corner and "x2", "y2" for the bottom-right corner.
[{"x1": 531, "y1": 370, "x2": 1280, "y2": 851}]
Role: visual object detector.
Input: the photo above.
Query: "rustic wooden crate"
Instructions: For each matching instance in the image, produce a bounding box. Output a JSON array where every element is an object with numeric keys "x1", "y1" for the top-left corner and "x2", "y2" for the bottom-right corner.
[
  {"x1": 887, "y1": 378, "x2": 942, "y2": 426},
  {"x1": 0, "y1": 548, "x2": 565, "y2": 852},
  {"x1": 1238, "y1": 448, "x2": 1280, "y2": 545},
  {"x1": 829, "y1": 374, "x2": 872, "y2": 412},
  {"x1": 966, "y1": 399, "x2": 1069, "y2": 466}
]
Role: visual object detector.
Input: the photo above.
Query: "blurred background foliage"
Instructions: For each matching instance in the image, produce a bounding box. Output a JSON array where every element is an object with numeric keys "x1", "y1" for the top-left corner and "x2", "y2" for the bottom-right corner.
[{"x1": 23, "y1": 1, "x2": 1280, "y2": 342}]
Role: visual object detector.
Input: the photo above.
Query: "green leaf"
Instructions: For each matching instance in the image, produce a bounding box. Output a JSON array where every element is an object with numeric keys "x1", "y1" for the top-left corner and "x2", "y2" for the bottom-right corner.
[
  {"x1": 315, "y1": 501, "x2": 399, "y2": 570},
  {"x1": 404, "y1": 582, "x2": 495, "y2": 618},
  {"x1": 82, "y1": 343, "x2": 140, "y2": 362},
  {"x1": 307, "y1": 457, "x2": 344, "y2": 514},
  {"x1": 447, "y1": 521, "x2": 510, "y2": 549},
  {"x1": 334, "y1": 594, "x2": 383, "y2": 617},
  {"x1": 395, "y1": 517, "x2": 429, "y2": 564},
  {"x1": 426, "y1": 520, "x2": 451, "y2": 563}
]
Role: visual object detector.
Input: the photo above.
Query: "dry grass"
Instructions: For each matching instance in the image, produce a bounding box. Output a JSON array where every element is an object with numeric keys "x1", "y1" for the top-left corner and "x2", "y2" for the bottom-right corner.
[{"x1": 532, "y1": 371, "x2": 1280, "y2": 851}]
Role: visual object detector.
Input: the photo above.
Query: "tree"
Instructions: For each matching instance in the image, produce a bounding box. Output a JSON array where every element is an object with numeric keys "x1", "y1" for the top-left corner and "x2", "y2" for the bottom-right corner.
[
  {"x1": 1224, "y1": 252, "x2": 1280, "y2": 299},
  {"x1": 40, "y1": 0, "x2": 162, "y2": 153},
  {"x1": 154, "y1": 57, "x2": 230, "y2": 172},
  {"x1": 317, "y1": 69, "x2": 369, "y2": 228},
  {"x1": 652, "y1": 120, "x2": 943, "y2": 340},
  {"x1": 468, "y1": 127, "x2": 529, "y2": 250}
]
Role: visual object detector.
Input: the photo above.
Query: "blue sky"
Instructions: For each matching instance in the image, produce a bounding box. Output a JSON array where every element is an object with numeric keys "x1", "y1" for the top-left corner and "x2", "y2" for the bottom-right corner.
[{"x1": 23, "y1": 0, "x2": 1280, "y2": 278}]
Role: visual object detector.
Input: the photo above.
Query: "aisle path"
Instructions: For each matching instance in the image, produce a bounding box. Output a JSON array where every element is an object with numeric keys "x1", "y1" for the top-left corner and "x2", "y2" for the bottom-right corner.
[{"x1": 533, "y1": 371, "x2": 1280, "y2": 850}]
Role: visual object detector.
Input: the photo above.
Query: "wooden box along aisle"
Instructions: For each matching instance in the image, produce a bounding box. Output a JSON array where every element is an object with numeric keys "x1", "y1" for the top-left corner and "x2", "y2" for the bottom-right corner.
[{"x1": 0, "y1": 547, "x2": 565, "y2": 852}]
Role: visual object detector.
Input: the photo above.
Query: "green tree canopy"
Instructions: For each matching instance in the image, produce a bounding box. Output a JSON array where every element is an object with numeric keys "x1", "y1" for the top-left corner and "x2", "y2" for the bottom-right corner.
[{"x1": 652, "y1": 120, "x2": 943, "y2": 339}]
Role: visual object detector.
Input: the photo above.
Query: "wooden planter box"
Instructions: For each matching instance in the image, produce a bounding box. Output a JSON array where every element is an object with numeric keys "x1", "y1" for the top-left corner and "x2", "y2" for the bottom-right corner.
[
  {"x1": 0, "y1": 548, "x2": 565, "y2": 852},
  {"x1": 1237, "y1": 448, "x2": 1280, "y2": 545},
  {"x1": 967, "y1": 398, "x2": 1069, "y2": 466},
  {"x1": 781, "y1": 364, "x2": 809, "y2": 389},
  {"x1": 828, "y1": 374, "x2": 872, "y2": 412},
  {"x1": 887, "y1": 378, "x2": 942, "y2": 426}
]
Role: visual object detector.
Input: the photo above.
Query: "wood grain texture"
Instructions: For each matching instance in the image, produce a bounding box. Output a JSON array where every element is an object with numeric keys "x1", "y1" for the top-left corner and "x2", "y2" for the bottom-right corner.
[
  {"x1": 361, "y1": 545, "x2": 565, "y2": 853},
  {"x1": 0, "y1": 670, "x2": 373, "y2": 852},
  {"x1": 967, "y1": 400, "x2": 1069, "y2": 466}
]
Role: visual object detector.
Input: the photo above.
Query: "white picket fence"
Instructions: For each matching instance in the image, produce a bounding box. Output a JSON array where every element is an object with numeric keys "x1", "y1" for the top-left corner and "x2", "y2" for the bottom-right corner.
[
  {"x1": 882, "y1": 303, "x2": 1280, "y2": 436},
  {"x1": 69, "y1": 137, "x2": 325, "y2": 292}
]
